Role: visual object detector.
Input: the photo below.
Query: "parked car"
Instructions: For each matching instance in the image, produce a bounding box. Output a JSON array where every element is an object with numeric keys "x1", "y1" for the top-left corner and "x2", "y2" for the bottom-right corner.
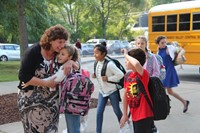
[
  {"x1": 107, "y1": 40, "x2": 125, "y2": 55},
  {"x1": 81, "y1": 43, "x2": 94, "y2": 56},
  {"x1": 86, "y1": 39, "x2": 106, "y2": 45},
  {"x1": 121, "y1": 40, "x2": 132, "y2": 50},
  {"x1": 0, "y1": 43, "x2": 20, "y2": 61}
]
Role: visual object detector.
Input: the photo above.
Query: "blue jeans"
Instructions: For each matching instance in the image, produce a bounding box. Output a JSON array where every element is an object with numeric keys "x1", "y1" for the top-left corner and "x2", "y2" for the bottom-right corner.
[
  {"x1": 65, "y1": 113, "x2": 80, "y2": 133},
  {"x1": 96, "y1": 91, "x2": 122, "y2": 133}
]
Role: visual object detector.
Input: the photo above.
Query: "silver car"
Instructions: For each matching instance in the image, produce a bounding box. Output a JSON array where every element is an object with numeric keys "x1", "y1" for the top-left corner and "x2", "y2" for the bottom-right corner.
[{"x1": 0, "y1": 43, "x2": 20, "y2": 61}]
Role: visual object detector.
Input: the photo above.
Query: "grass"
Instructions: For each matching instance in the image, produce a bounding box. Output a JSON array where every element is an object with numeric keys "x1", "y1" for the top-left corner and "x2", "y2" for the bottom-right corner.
[{"x1": 0, "y1": 61, "x2": 20, "y2": 82}]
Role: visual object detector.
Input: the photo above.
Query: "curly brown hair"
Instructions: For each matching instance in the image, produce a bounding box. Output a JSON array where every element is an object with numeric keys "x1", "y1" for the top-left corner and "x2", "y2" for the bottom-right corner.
[{"x1": 40, "y1": 24, "x2": 70, "y2": 50}]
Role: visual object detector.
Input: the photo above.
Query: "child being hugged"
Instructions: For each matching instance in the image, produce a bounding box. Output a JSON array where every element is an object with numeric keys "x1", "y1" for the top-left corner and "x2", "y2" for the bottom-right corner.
[
  {"x1": 120, "y1": 48, "x2": 154, "y2": 133},
  {"x1": 43, "y1": 44, "x2": 79, "y2": 91}
]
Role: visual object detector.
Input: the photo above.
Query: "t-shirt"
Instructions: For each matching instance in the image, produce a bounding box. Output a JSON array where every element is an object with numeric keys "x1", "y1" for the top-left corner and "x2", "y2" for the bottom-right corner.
[{"x1": 124, "y1": 70, "x2": 153, "y2": 122}]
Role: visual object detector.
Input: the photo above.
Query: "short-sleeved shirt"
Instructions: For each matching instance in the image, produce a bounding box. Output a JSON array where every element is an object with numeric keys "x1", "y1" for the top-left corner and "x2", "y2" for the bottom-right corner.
[{"x1": 124, "y1": 70, "x2": 153, "y2": 121}]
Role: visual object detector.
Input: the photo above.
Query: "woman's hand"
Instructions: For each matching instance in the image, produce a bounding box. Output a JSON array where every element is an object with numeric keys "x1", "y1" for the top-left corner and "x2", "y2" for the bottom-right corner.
[
  {"x1": 120, "y1": 115, "x2": 129, "y2": 128},
  {"x1": 63, "y1": 60, "x2": 73, "y2": 75}
]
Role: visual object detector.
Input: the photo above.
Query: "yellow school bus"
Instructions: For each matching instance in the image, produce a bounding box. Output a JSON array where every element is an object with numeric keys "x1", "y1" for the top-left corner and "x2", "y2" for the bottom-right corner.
[{"x1": 148, "y1": 1, "x2": 200, "y2": 65}]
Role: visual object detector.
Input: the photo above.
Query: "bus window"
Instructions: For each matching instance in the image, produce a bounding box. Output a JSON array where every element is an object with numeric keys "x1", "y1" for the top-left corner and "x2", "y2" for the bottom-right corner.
[
  {"x1": 152, "y1": 16, "x2": 165, "y2": 32},
  {"x1": 167, "y1": 15, "x2": 177, "y2": 31},
  {"x1": 179, "y1": 13, "x2": 190, "y2": 31},
  {"x1": 193, "y1": 13, "x2": 200, "y2": 30}
]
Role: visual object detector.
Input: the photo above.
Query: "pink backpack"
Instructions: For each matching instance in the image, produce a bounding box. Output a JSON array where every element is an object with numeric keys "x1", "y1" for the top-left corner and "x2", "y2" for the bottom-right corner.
[{"x1": 60, "y1": 71, "x2": 94, "y2": 116}]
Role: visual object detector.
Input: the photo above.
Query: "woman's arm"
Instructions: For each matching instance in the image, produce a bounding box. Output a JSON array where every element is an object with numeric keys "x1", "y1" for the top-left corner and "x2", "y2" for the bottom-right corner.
[{"x1": 62, "y1": 60, "x2": 80, "y2": 75}]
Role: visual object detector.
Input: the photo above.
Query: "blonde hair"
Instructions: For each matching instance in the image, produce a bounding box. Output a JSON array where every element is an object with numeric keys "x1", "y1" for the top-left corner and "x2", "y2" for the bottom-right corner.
[{"x1": 135, "y1": 36, "x2": 148, "y2": 52}]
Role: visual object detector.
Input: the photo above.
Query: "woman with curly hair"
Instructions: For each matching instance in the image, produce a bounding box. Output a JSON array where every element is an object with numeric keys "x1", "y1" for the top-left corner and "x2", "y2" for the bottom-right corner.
[{"x1": 17, "y1": 24, "x2": 78, "y2": 133}]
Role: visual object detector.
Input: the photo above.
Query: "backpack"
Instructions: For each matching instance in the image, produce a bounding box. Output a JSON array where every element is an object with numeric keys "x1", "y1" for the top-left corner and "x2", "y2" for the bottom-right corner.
[
  {"x1": 154, "y1": 54, "x2": 166, "y2": 80},
  {"x1": 94, "y1": 56, "x2": 126, "y2": 90},
  {"x1": 60, "y1": 71, "x2": 94, "y2": 116},
  {"x1": 136, "y1": 76, "x2": 170, "y2": 121}
]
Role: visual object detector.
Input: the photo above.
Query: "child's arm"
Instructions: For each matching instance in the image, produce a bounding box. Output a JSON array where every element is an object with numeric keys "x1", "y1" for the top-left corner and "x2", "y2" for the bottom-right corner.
[
  {"x1": 123, "y1": 49, "x2": 144, "y2": 76},
  {"x1": 120, "y1": 90, "x2": 129, "y2": 128}
]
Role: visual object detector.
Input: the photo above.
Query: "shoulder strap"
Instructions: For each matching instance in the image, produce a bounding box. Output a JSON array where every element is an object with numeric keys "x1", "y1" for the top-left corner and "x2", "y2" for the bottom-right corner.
[
  {"x1": 136, "y1": 76, "x2": 153, "y2": 112},
  {"x1": 101, "y1": 58, "x2": 109, "y2": 76},
  {"x1": 94, "y1": 61, "x2": 98, "y2": 76}
]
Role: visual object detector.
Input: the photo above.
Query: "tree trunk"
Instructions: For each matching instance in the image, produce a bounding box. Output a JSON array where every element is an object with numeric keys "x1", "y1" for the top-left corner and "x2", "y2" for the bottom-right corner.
[{"x1": 17, "y1": 0, "x2": 28, "y2": 58}]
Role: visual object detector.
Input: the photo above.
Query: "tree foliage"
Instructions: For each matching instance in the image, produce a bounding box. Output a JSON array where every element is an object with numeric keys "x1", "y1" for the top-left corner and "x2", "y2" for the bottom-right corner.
[{"x1": 0, "y1": 0, "x2": 186, "y2": 46}]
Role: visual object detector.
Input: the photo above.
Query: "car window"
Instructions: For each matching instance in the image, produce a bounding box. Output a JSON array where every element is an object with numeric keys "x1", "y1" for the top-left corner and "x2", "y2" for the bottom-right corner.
[
  {"x1": 4, "y1": 45, "x2": 15, "y2": 50},
  {"x1": 88, "y1": 45, "x2": 94, "y2": 48}
]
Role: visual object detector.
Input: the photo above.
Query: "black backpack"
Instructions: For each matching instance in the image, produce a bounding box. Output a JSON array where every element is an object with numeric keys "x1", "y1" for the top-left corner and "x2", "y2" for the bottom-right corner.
[
  {"x1": 94, "y1": 56, "x2": 126, "y2": 90},
  {"x1": 136, "y1": 76, "x2": 170, "y2": 121}
]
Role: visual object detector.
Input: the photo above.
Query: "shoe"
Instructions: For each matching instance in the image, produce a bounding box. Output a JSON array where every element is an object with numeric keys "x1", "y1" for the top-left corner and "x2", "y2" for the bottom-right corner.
[
  {"x1": 152, "y1": 126, "x2": 159, "y2": 133},
  {"x1": 183, "y1": 100, "x2": 190, "y2": 113}
]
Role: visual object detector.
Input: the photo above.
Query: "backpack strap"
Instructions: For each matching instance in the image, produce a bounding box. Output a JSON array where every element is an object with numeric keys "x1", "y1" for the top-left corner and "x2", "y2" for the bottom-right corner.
[
  {"x1": 94, "y1": 61, "x2": 97, "y2": 77},
  {"x1": 136, "y1": 76, "x2": 153, "y2": 112},
  {"x1": 101, "y1": 58, "x2": 109, "y2": 76}
]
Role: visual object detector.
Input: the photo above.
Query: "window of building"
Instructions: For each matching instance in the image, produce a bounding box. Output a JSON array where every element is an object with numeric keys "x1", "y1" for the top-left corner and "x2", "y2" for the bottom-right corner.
[
  {"x1": 152, "y1": 16, "x2": 165, "y2": 32},
  {"x1": 179, "y1": 13, "x2": 190, "y2": 31},
  {"x1": 167, "y1": 15, "x2": 177, "y2": 31}
]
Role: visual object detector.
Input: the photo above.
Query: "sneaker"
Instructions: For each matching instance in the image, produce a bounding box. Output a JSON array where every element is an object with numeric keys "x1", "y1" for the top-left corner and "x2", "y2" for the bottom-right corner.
[{"x1": 152, "y1": 126, "x2": 159, "y2": 133}]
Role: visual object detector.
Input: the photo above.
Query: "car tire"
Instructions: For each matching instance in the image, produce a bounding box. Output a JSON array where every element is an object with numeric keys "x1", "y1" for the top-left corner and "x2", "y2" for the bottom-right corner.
[{"x1": 0, "y1": 55, "x2": 8, "y2": 61}]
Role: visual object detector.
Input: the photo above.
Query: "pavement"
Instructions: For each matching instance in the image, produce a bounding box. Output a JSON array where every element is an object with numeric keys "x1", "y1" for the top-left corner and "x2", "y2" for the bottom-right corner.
[{"x1": 0, "y1": 55, "x2": 200, "y2": 133}]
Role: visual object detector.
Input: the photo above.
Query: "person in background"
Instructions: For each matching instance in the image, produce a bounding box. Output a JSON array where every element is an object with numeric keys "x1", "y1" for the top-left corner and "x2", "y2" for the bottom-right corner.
[
  {"x1": 92, "y1": 44, "x2": 123, "y2": 133},
  {"x1": 155, "y1": 35, "x2": 190, "y2": 113},
  {"x1": 75, "y1": 38, "x2": 82, "y2": 65},
  {"x1": 135, "y1": 36, "x2": 160, "y2": 77},
  {"x1": 120, "y1": 48, "x2": 153, "y2": 133},
  {"x1": 17, "y1": 24, "x2": 78, "y2": 133},
  {"x1": 135, "y1": 36, "x2": 160, "y2": 133}
]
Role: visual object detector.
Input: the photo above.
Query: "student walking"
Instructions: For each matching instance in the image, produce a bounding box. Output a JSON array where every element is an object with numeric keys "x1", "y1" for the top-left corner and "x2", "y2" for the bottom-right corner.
[
  {"x1": 92, "y1": 44, "x2": 123, "y2": 133},
  {"x1": 155, "y1": 35, "x2": 190, "y2": 113},
  {"x1": 120, "y1": 48, "x2": 154, "y2": 133},
  {"x1": 135, "y1": 36, "x2": 160, "y2": 133}
]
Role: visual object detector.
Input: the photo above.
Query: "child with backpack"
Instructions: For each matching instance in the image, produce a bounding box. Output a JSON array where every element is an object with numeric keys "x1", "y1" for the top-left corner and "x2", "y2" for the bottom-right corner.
[
  {"x1": 51, "y1": 45, "x2": 94, "y2": 133},
  {"x1": 135, "y1": 36, "x2": 164, "y2": 133},
  {"x1": 120, "y1": 48, "x2": 154, "y2": 133},
  {"x1": 92, "y1": 44, "x2": 124, "y2": 133}
]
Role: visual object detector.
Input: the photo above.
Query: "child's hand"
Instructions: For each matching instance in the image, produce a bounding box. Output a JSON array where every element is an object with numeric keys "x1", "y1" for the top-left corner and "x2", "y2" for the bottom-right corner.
[
  {"x1": 101, "y1": 76, "x2": 108, "y2": 81},
  {"x1": 120, "y1": 115, "x2": 129, "y2": 128},
  {"x1": 121, "y1": 48, "x2": 128, "y2": 55}
]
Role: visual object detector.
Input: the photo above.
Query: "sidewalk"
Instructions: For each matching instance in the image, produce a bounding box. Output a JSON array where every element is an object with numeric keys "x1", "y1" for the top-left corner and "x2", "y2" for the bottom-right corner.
[{"x1": 1, "y1": 57, "x2": 200, "y2": 133}]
